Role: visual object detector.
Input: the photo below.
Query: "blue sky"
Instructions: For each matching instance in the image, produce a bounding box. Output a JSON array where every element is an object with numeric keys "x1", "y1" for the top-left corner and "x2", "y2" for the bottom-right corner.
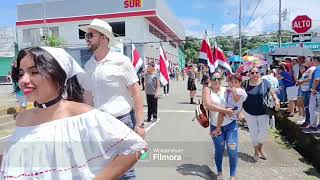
[{"x1": 1, "y1": 0, "x2": 320, "y2": 37}]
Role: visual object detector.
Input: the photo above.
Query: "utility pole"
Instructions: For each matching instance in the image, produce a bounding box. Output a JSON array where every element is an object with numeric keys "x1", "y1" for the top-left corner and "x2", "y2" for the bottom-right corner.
[
  {"x1": 278, "y1": 0, "x2": 282, "y2": 48},
  {"x1": 239, "y1": 0, "x2": 242, "y2": 56},
  {"x1": 211, "y1": 24, "x2": 214, "y2": 39},
  {"x1": 43, "y1": 0, "x2": 47, "y2": 42}
]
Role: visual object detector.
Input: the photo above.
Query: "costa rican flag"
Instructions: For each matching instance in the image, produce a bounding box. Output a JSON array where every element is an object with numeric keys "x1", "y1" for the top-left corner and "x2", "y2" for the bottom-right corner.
[
  {"x1": 131, "y1": 43, "x2": 143, "y2": 74},
  {"x1": 198, "y1": 31, "x2": 215, "y2": 73},
  {"x1": 159, "y1": 45, "x2": 169, "y2": 86},
  {"x1": 213, "y1": 43, "x2": 232, "y2": 73}
]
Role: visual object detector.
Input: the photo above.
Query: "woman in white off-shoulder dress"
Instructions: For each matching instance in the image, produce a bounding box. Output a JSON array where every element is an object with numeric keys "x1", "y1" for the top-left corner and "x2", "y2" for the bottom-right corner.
[{"x1": 0, "y1": 47, "x2": 147, "y2": 180}]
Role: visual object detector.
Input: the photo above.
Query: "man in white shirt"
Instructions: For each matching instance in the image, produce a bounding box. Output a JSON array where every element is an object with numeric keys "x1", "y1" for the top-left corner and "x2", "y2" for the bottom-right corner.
[{"x1": 78, "y1": 19, "x2": 145, "y2": 180}]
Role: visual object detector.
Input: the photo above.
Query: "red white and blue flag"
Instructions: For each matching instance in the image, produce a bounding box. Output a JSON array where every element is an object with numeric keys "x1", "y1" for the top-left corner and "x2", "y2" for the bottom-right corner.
[
  {"x1": 131, "y1": 43, "x2": 143, "y2": 74},
  {"x1": 198, "y1": 31, "x2": 215, "y2": 72},
  {"x1": 199, "y1": 31, "x2": 232, "y2": 73},
  {"x1": 213, "y1": 44, "x2": 232, "y2": 73},
  {"x1": 159, "y1": 45, "x2": 169, "y2": 86}
]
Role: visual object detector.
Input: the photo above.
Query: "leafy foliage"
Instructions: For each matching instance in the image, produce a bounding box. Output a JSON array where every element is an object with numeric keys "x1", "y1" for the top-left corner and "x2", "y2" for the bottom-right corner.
[
  {"x1": 45, "y1": 35, "x2": 66, "y2": 47},
  {"x1": 183, "y1": 31, "x2": 293, "y2": 64}
]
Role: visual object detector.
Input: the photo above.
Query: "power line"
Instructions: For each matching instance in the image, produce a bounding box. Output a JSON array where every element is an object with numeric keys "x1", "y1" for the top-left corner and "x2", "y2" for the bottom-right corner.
[
  {"x1": 243, "y1": 0, "x2": 263, "y2": 33},
  {"x1": 245, "y1": 1, "x2": 278, "y2": 34}
]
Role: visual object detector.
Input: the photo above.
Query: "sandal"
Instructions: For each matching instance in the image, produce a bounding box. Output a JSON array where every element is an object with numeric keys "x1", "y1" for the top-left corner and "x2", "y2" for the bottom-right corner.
[
  {"x1": 259, "y1": 152, "x2": 267, "y2": 160},
  {"x1": 253, "y1": 154, "x2": 259, "y2": 162},
  {"x1": 217, "y1": 174, "x2": 224, "y2": 180}
]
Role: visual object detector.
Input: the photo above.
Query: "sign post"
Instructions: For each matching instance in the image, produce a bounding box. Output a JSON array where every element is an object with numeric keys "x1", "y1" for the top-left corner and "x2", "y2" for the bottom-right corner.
[{"x1": 292, "y1": 15, "x2": 312, "y2": 34}]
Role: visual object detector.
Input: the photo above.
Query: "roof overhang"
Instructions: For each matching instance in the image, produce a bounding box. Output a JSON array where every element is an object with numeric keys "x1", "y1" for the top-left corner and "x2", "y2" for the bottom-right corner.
[{"x1": 16, "y1": 10, "x2": 182, "y2": 42}]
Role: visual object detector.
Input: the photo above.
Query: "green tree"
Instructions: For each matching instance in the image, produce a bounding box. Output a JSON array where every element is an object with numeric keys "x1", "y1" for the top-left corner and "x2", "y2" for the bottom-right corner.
[{"x1": 45, "y1": 35, "x2": 65, "y2": 47}]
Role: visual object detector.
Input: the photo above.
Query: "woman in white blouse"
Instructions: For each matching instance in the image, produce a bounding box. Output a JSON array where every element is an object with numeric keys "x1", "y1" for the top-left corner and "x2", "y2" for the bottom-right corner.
[{"x1": 0, "y1": 47, "x2": 147, "y2": 180}]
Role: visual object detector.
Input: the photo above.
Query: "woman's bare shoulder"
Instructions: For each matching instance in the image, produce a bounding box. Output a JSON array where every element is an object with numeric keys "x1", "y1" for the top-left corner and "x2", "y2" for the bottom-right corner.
[
  {"x1": 65, "y1": 101, "x2": 93, "y2": 115},
  {"x1": 15, "y1": 109, "x2": 36, "y2": 126}
]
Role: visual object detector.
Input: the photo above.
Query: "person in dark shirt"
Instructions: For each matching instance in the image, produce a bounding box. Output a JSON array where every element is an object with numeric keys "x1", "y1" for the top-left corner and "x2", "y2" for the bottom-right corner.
[
  {"x1": 242, "y1": 67, "x2": 280, "y2": 162},
  {"x1": 278, "y1": 65, "x2": 298, "y2": 116}
]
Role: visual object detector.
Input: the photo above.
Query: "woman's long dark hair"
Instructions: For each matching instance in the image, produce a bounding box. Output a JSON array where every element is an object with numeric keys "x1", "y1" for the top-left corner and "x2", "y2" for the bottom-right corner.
[{"x1": 12, "y1": 47, "x2": 84, "y2": 103}]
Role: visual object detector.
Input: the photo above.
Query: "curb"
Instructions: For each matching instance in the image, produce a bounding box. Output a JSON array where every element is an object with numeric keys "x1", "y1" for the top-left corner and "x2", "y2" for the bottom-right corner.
[{"x1": 275, "y1": 113, "x2": 320, "y2": 171}]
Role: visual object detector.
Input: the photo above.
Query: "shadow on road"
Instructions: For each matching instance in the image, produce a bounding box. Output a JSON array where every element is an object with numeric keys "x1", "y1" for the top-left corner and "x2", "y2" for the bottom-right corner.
[
  {"x1": 177, "y1": 102, "x2": 197, "y2": 105},
  {"x1": 238, "y1": 152, "x2": 256, "y2": 163},
  {"x1": 222, "y1": 151, "x2": 256, "y2": 163},
  {"x1": 303, "y1": 167, "x2": 320, "y2": 178},
  {"x1": 176, "y1": 164, "x2": 215, "y2": 180}
]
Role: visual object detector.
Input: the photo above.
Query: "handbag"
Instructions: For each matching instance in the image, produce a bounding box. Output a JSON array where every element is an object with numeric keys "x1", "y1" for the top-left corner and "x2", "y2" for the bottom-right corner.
[
  {"x1": 261, "y1": 80, "x2": 277, "y2": 116},
  {"x1": 195, "y1": 100, "x2": 209, "y2": 128}
]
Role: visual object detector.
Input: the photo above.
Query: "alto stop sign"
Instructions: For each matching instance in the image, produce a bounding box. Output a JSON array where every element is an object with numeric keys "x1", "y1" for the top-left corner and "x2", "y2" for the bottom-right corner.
[{"x1": 292, "y1": 15, "x2": 312, "y2": 34}]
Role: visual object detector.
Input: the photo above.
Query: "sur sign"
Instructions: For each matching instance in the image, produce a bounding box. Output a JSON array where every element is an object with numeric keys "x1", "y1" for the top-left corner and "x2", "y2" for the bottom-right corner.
[
  {"x1": 292, "y1": 15, "x2": 312, "y2": 34},
  {"x1": 124, "y1": 0, "x2": 143, "y2": 8}
]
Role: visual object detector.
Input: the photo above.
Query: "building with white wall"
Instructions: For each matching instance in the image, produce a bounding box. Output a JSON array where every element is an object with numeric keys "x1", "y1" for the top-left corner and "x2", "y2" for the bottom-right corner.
[{"x1": 16, "y1": 0, "x2": 185, "y2": 67}]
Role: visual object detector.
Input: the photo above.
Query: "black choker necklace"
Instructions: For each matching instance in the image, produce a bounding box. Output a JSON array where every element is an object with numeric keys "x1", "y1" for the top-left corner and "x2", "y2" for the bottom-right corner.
[{"x1": 35, "y1": 96, "x2": 62, "y2": 109}]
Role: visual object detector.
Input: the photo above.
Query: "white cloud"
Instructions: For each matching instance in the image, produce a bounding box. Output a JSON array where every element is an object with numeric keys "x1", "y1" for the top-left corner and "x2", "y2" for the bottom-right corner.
[
  {"x1": 220, "y1": 23, "x2": 238, "y2": 36},
  {"x1": 185, "y1": 29, "x2": 205, "y2": 38},
  {"x1": 179, "y1": 18, "x2": 201, "y2": 29},
  {"x1": 243, "y1": 0, "x2": 320, "y2": 35}
]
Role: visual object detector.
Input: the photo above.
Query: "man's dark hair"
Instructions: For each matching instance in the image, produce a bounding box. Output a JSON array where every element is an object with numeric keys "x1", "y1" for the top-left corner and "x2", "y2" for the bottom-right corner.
[{"x1": 314, "y1": 55, "x2": 320, "y2": 62}]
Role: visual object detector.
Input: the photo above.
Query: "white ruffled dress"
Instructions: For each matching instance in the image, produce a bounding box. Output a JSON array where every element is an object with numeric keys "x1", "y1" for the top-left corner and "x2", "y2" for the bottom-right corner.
[{"x1": 0, "y1": 109, "x2": 147, "y2": 180}]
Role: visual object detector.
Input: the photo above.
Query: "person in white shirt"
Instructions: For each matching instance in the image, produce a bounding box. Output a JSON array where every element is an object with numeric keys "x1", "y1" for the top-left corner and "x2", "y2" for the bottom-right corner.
[
  {"x1": 1, "y1": 47, "x2": 147, "y2": 180},
  {"x1": 262, "y1": 69, "x2": 280, "y2": 129},
  {"x1": 78, "y1": 19, "x2": 145, "y2": 180}
]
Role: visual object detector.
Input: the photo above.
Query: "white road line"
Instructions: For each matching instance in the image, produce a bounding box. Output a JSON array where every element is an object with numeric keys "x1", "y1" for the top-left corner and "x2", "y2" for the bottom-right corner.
[
  {"x1": 143, "y1": 110, "x2": 194, "y2": 113},
  {"x1": 0, "y1": 135, "x2": 11, "y2": 140},
  {"x1": 145, "y1": 119, "x2": 160, "y2": 132}
]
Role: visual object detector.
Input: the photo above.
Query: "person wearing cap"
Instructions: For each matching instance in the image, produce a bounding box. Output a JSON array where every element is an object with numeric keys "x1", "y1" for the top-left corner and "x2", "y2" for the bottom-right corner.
[
  {"x1": 0, "y1": 47, "x2": 147, "y2": 179},
  {"x1": 78, "y1": 19, "x2": 145, "y2": 180}
]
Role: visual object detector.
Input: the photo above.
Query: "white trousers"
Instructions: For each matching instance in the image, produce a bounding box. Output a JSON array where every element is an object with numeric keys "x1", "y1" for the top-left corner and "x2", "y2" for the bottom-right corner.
[
  {"x1": 309, "y1": 94, "x2": 320, "y2": 128},
  {"x1": 243, "y1": 111, "x2": 269, "y2": 146}
]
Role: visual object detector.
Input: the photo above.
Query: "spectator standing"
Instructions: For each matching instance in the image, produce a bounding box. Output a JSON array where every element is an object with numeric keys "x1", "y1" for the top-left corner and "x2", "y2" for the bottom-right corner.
[
  {"x1": 297, "y1": 59, "x2": 316, "y2": 127},
  {"x1": 304, "y1": 56, "x2": 320, "y2": 133},
  {"x1": 145, "y1": 62, "x2": 160, "y2": 122},
  {"x1": 278, "y1": 65, "x2": 297, "y2": 117}
]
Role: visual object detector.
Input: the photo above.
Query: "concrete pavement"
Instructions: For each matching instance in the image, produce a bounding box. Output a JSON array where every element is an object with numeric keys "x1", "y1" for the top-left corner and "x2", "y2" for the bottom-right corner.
[
  {"x1": 135, "y1": 80, "x2": 320, "y2": 180},
  {"x1": 0, "y1": 81, "x2": 319, "y2": 179}
]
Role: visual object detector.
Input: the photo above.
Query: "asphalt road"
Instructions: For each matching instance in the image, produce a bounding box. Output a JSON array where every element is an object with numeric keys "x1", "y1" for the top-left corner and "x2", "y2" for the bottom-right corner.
[
  {"x1": 0, "y1": 81, "x2": 319, "y2": 180},
  {"x1": 135, "y1": 79, "x2": 320, "y2": 180}
]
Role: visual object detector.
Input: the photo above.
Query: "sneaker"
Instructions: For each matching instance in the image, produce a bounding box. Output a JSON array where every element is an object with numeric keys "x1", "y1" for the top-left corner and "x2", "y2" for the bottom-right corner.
[
  {"x1": 303, "y1": 126, "x2": 319, "y2": 133},
  {"x1": 296, "y1": 119, "x2": 305, "y2": 125},
  {"x1": 162, "y1": 94, "x2": 166, "y2": 97},
  {"x1": 152, "y1": 117, "x2": 160, "y2": 122},
  {"x1": 166, "y1": 94, "x2": 169, "y2": 96},
  {"x1": 300, "y1": 122, "x2": 309, "y2": 128}
]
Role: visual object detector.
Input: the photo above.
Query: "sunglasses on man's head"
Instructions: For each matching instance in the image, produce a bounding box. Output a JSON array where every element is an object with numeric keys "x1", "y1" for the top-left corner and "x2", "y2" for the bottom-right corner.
[
  {"x1": 85, "y1": 32, "x2": 101, "y2": 39},
  {"x1": 211, "y1": 77, "x2": 222, "y2": 81}
]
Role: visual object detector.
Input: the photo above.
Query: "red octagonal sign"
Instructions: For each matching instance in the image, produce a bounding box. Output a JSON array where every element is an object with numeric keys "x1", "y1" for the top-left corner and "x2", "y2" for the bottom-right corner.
[{"x1": 292, "y1": 15, "x2": 312, "y2": 34}]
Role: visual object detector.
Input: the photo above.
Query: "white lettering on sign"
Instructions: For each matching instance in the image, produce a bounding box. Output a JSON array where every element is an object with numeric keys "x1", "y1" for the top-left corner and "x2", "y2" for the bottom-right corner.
[{"x1": 293, "y1": 20, "x2": 312, "y2": 28}]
